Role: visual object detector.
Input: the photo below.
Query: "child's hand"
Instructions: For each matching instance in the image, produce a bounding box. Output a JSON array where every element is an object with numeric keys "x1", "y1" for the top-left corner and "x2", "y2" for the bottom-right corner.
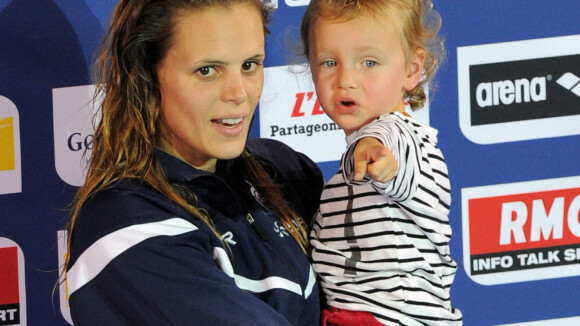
[{"x1": 353, "y1": 137, "x2": 397, "y2": 183}]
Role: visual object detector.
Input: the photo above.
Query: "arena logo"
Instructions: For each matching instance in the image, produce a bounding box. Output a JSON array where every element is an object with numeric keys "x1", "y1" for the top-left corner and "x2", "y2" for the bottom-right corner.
[
  {"x1": 476, "y1": 72, "x2": 580, "y2": 107},
  {"x1": 557, "y1": 72, "x2": 580, "y2": 97},
  {"x1": 0, "y1": 238, "x2": 26, "y2": 326},
  {"x1": 461, "y1": 175, "x2": 580, "y2": 286},
  {"x1": 0, "y1": 96, "x2": 21, "y2": 195},
  {"x1": 52, "y1": 85, "x2": 101, "y2": 187},
  {"x1": 457, "y1": 34, "x2": 580, "y2": 144},
  {"x1": 474, "y1": 76, "x2": 546, "y2": 108}
]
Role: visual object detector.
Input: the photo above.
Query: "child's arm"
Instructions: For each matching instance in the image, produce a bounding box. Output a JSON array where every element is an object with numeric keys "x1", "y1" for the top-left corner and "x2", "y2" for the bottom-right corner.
[
  {"x1": 352, "y1": 137, "x2": 397, "y2": 183},
  {"x1": 343, "y1": 114, "x2": 418, "y2": 202}
]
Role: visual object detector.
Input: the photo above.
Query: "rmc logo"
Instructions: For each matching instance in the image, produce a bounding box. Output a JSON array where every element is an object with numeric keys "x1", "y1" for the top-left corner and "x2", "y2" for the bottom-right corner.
[{"x1": 462, "y1": 175, "x2": 580, "y2": 285}]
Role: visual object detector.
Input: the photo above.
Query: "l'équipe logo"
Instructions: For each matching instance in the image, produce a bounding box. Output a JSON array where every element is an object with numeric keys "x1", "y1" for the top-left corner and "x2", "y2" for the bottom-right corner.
[
  {"x1": 457, "y1": 34, "x2": 580, "y2": 144},
  {"x1": 462, "y1": 176, "x2": 580, "y2": 285},
  {"x1": 259, "y1": 65, "x2": 343, "y2": 163},
  {"x1": 259, "y1": 65, "x2": 430, "y2": 163},
  {"x1": 0, "y1": 238, "x2": 26, "y2": 326},
  {"x1": 53, "y1": 85, "x2": 101, "y2": 187}
]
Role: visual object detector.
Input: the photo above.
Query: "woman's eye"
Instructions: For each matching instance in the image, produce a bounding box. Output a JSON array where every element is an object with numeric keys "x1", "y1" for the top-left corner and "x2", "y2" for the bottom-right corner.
[
  {"x1": 242, "y1": 61, "x2": 259, "y2": 73},
  {"x1": 196, "y1": 66, "x2": 217, "y2": 77},
  {"x1": 322, "y1": 60, "x2": 337, "y2": 68},
  {"x1": 363, "y1": 60, "x2": 377, "y2": 68}
]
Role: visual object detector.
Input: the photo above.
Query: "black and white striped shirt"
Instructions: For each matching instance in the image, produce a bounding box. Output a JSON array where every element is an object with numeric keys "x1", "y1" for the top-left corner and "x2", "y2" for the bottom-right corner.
[{"x1": 311, "y1": 112, "x2": 462, "y2": 325}]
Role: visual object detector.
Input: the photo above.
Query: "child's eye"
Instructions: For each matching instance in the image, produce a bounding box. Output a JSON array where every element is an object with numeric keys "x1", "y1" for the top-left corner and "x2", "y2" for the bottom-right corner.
[
  {"x1": 322, "y1": 60, "x2": 337, "y2": 68},
  {"x1": 363, "y1": 60, "x2": 377, "y2": 68}
]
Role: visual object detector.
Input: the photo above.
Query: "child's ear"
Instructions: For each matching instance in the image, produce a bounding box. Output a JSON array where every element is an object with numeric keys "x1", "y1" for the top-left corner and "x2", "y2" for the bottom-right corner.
[{"x1": 404, "y1": 48, "x2": 426, "y2": 91}]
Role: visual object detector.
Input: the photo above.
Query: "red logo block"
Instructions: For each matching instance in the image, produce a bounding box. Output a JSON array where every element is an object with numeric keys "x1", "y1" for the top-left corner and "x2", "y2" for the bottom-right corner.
[
  {"x1": 0, "y1": 246, "x2": 21, "y2": 325},
  {"x1": 462, "y1": 176, "x2": 580, "y2": 285}
]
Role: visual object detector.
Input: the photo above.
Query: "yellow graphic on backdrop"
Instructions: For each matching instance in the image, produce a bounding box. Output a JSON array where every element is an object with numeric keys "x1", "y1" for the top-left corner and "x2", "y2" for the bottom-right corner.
[{"x1": 0, "y1": 116, "x2": 15, "y2": 171}]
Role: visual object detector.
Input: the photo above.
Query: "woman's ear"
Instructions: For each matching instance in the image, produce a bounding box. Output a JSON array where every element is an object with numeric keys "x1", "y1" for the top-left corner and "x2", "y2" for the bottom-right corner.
[{"x1": 404, "y1": 48, "x2": 426, "y2": 91}]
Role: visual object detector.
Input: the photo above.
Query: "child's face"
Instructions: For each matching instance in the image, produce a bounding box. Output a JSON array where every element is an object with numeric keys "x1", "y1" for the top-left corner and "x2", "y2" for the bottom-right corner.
[{"x1": 309, "y1": 14, "x2": 422, "y2": 136}]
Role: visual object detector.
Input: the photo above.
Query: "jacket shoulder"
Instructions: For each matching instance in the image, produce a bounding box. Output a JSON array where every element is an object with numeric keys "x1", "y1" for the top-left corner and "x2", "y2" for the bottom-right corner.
[
  {"x1": 246, "y1": 138, "x2": 324, "y2": 223},
  {"x1": 246, "y1": 138, "x2": 317, "y2": 174},
  {"x1": 69, "y1": 179, "x2": 195, "y2": 263}
]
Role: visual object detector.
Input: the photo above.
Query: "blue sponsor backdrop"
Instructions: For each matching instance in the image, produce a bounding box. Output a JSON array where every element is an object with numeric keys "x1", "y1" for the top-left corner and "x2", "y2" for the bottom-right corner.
[{"x1": 0, "y1": 0, "x2": 579, "y2": 325}]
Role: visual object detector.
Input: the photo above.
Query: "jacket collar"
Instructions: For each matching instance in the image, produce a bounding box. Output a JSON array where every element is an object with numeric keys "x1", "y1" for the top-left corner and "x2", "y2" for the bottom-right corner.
[{"x1": 154, "y1": 148, "x2": 219, "y2": 183}]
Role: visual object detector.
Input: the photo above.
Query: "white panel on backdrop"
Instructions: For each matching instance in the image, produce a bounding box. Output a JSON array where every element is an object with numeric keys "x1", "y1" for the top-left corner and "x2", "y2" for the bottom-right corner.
[
  {"x1": 457, "y1": 34, "x2": 580, "y2": 144},
  {"x1": 260, "y1": 65, "x2": 345, "y2": 163},
  {"x1": 493, "y1": 316, "x2": 580, "y2": 326},
  {"x1": 262, "y1": 0, "x2": 278, "y2": 9},
  {"x1": 52, "y1": 85, "x2": 100, "y2": 187},
  {"x1": 0, "y1": 96, "x2": 21, "y2": 195},
  {"x1": 284, "y1": 0, "x2": 309, "y2": 7},
  {"x1": 57, "y1": 231, "x2": 73, "y2": 325}
]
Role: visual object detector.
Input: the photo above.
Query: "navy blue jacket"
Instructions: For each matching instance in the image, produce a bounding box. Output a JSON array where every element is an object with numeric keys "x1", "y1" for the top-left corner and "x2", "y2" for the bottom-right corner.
[{"x1": 67, "y1": 139, "x2": 324, "y2": 325}]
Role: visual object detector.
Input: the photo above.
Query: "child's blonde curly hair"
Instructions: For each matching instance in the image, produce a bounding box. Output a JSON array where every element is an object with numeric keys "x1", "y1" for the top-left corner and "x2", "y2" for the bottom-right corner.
[{"x1": 300, "y1": 0, "x2": 445, "y2": 110}]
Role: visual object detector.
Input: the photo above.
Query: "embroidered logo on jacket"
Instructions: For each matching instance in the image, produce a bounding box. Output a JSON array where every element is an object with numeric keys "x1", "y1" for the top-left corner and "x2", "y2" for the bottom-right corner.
[{"x1": 273, "y1": 221, "x2": 289, "y2": 238}]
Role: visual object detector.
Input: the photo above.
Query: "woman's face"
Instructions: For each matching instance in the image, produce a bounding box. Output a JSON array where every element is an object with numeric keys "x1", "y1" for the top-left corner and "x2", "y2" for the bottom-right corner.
[{"x1": 157, "y1": 3, "x2": 265, "y2": 167}]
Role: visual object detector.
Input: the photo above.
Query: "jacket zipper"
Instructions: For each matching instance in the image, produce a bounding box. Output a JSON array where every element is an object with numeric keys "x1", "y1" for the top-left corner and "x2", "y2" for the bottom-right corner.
[{"x1": 245, "y1": 213, "x2": 268, "y2": 241}]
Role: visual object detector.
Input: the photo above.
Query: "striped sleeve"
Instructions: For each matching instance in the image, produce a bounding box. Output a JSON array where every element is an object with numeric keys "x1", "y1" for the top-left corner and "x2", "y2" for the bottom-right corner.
[{"x1": 342, "y1": 114, "x2": 421, "y2": 201}]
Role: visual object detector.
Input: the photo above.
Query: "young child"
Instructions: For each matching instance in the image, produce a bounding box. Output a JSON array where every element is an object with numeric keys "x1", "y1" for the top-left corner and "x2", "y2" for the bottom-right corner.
[{"x1": 300, "y1": 1, "x2": 463, "y2": 325}]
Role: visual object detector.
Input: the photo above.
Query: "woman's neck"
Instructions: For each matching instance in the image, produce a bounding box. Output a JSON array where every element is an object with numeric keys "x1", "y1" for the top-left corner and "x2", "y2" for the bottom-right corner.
[{"x1": 157, "y1": 138, "x2": 217, "y2": 173}]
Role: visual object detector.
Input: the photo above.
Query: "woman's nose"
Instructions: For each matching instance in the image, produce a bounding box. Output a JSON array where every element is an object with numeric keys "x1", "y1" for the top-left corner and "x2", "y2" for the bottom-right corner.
[{"x1": 222, "y1": 73, "x2": 248, "y2": 104}]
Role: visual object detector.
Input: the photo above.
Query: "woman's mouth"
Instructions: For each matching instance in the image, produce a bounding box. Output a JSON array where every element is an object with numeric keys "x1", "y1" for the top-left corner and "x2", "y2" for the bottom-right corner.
[{"x1": 212, "y1": 117, "x2": 243, "y2": 127}]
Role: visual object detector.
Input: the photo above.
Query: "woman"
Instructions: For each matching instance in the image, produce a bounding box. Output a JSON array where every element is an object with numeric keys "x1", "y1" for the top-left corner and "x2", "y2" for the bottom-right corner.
[{"x1": 64, "y1": 0, "x2": 323, "y2": 324}]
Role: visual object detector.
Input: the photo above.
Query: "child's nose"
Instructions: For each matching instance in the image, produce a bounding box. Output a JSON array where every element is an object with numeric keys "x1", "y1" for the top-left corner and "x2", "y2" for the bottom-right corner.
[{"x1": 337, "y1": 66, "x2": 357, "y2": 90}]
